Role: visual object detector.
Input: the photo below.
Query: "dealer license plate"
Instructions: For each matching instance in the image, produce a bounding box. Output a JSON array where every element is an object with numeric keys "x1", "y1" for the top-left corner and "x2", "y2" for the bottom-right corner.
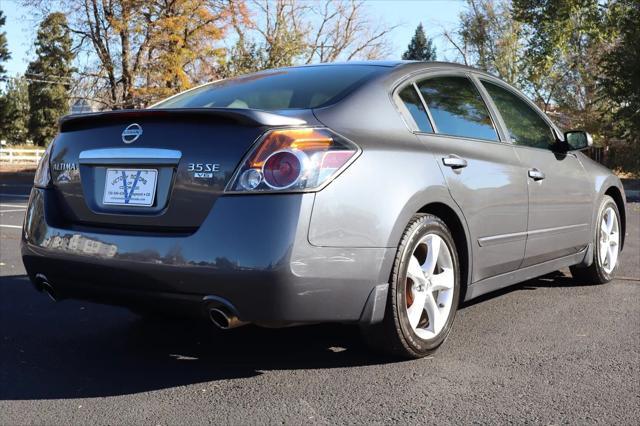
[{"x1": 103, "y1": 169, "x2": 158, "y2": 207}]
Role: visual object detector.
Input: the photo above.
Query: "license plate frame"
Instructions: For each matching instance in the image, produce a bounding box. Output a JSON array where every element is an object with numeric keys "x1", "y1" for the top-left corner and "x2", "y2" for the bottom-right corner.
[{"x1": 103, "y1": 168, "x2": 158, "y2": 207}]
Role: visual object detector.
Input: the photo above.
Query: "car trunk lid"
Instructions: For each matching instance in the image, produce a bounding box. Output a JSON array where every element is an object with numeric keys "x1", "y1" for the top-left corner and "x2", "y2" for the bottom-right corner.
[{"x1": 49, "y1": 109, "x2": 306, "y2": 231}]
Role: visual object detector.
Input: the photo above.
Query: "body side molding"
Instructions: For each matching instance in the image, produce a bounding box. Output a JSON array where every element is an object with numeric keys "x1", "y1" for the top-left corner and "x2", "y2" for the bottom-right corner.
[{"x1": 478, "y1": 223, "x2": 589, "y2": 247}]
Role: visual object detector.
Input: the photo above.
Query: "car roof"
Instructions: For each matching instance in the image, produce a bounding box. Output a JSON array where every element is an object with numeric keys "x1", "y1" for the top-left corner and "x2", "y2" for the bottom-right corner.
[
  {"x1": 286, "y1": 60, "x2": 404, "y2": 68},
  {"x1": 392, "y1": 60, "x2": 499, "y2": 78},
  {"x1": 284, "y1": 60, "x2": 500, "y2": 80}
]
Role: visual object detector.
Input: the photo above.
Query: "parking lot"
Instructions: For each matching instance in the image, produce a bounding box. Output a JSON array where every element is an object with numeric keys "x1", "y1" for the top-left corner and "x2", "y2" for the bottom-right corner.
[{"x1": 1, "y1": 173, "x2": 638, "y2": 425}]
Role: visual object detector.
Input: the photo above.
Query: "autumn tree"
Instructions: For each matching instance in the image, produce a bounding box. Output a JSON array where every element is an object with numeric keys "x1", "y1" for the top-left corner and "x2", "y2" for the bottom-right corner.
[
  {"x1": 136, "y1": 0, "x2": 246, "y2": 102},
  {"x1": 24, "y1": 0, "x2": 394, "y2": 105},
  {"x1": 402, "y1": 23, "x2": 436, "y2": 61},
  {"x1": 0, "y1": 9, "x2": 9, "y2": 81},
  {"x1": 224, "y1": 0, "x2": 397, "y2": 76},
  {"x1": 27, "y1": 12, "x2": 74, "y2": 146},
  {"x1": 25, "y1": 0, "x2": 244, "y2": 108}
]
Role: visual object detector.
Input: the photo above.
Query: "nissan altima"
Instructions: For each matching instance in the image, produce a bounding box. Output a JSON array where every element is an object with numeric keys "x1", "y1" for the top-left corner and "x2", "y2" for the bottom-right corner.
[{"x1": 22, "y1": 61, "x2": 627, "y2": 358}]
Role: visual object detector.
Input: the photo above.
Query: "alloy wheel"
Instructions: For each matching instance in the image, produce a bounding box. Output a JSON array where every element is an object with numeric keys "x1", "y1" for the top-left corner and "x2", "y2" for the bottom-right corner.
[
  {"x1": 405, "y1": 234, "x2": 455, "y2": 340},
  {"x1": 599, "y1": 206, "x2": 620, "y2": 274}
]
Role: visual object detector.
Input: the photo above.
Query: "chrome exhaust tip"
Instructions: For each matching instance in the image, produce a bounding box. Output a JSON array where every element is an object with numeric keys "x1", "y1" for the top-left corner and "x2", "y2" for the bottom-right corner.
[
  {"x1": 208, "y1": 307, "x2": 248, "y2": 330},
  {"x1": 209, "y1": 308, "x2": 231, "y2": 329},
  {"x1": 41, "y1": 282, "x2": 57, "y2": 302},
  {"x1": 34, "y1": 273, "x2": 57, "y2": 302},
  {"x1": 203, "y1": 296, "x2": 248, "y2": 330}
]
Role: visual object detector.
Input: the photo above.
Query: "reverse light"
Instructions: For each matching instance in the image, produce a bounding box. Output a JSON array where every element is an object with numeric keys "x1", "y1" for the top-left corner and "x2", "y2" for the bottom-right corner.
[
  {"x1": 227, "y1": 128, "x2": 359, "y2": 193},
  {"x1": 34, "y1": 142, "x2": 53, "y2": 189}
]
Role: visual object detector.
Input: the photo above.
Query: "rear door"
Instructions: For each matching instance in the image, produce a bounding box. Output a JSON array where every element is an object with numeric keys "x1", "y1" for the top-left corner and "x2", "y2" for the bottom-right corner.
[
  {"x1": 397, "y1": 73, "x2": 528, "y2": 282},
  {"x1": 479, "y1": 78, "x2": 592, "y2": 267}
]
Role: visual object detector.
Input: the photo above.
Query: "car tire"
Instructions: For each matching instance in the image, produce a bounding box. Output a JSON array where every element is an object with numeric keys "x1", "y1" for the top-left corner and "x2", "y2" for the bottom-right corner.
[
  {"x1": 362, "y1": 214, "x2": 460, "y2": 359},
  {"x1": 570, "y1": 195, "x2": 621, "y2": 284}
]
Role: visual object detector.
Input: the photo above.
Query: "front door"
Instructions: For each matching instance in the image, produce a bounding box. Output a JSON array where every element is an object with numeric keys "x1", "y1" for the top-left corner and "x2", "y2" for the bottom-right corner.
[
  {"x1": 479, "y1": 79, "x2": 592, "y2": 267},
  {"x1": 515, "y1": 148, "x2": 592, "y2": 266}
]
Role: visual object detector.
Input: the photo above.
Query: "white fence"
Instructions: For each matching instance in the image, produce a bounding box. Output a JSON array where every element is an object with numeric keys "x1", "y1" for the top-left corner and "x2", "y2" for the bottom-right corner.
[{"x1": 0, "y1": 148, "x2": 45, "y2": 164}]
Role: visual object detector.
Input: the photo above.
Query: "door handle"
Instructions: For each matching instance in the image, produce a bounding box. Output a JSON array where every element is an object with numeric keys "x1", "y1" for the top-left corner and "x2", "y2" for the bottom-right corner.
[
  {"x1": 442, "y1": 155, "x2": 468, "y2": 169},
  {"x1": 528, "y1": 168, "x2": 545, "y2": 181}
]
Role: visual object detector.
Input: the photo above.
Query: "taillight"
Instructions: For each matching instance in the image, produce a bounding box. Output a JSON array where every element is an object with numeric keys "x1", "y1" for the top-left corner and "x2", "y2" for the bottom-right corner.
[
  {"x1": 226, "y1": 128, "x2": 359, "y2": 193},
  {"x1": 263, "y1": 150, "x2": 304, "y2": 189}
]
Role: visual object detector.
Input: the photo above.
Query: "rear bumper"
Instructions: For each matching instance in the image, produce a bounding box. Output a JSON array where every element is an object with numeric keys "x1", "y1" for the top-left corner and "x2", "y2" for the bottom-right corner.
[{"x1": 21, "y1": 188, "x2": 393, "y2": 324}]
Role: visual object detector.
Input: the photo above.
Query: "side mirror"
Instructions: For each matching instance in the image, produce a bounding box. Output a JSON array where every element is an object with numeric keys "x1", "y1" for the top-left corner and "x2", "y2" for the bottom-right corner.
[{"x1": 564, "y1": 130, "x2": 593, "y2": 151}]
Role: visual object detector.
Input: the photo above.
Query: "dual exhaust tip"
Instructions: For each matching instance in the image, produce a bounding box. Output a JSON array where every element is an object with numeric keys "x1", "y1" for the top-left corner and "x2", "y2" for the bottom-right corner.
[{"x1": 32, "y1": 276, "x2": 245, "y2": 330}]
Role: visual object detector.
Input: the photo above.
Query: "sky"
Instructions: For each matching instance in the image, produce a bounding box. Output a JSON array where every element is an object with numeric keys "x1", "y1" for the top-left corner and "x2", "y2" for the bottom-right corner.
[{"x1": 0, "y1": 0, "x2": 466, "y2": 77}]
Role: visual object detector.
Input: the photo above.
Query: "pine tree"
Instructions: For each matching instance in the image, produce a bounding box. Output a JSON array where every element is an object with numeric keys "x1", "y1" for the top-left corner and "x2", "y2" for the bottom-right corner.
[
  {"x1": 0, "y1": 76, "x2": 30, "y2": 144},
  {"x1": 402, "y1": 23, "x2": 437, "y2": 61},
  {"x1": 0, "y1": 10, "x2": 10, "y2": 81},
  {"x1": 27, "y1": 12, "x2": 74, "y2": 146}
]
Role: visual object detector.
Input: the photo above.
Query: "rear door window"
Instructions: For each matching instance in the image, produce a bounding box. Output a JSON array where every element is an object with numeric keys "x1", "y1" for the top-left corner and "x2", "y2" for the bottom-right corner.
[
  {"x1": 481, "y1": 80, "x2": 555, "y2": 149},
  {"x1": 398, "y1": 85, "x2": 433, "y2": 132},
  {"x1": 416, "y1": 76, "x2": 498, "y2": 141}
]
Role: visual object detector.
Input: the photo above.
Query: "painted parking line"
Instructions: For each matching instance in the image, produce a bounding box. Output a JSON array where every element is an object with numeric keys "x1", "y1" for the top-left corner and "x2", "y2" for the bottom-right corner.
[
  {"x1": 0, "y1": 193, "x2": 29, "y2": 198},
  {"x1": 0, "y1": 209, "x2": 26, "y2": 213},
  {"x1": 0, "y1": 204, "x2": 27, "y2": 208},
  {"x1": 0, "y1": 224, "x2": 22, "y2": 229}
]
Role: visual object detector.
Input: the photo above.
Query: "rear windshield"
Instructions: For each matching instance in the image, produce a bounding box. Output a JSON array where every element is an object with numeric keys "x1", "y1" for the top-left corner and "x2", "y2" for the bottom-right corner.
[{"x1": 153, "y1": 65, "x2": 386, "y2": 110}]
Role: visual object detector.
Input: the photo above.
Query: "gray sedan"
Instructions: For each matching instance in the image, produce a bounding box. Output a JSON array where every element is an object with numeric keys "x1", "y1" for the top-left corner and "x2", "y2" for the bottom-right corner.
[{"x1": 22, "y1": 61, "x2": 626, "y2": 358}]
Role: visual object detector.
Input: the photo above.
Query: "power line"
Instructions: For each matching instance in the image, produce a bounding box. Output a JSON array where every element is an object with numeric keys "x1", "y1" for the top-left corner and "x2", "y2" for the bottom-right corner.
[
  {"x1": 4, "y1": 76, "x2": 70, "y2": 84},
  {"x1": 24, "y1": 72, "x2": 74, "y2": 81}
]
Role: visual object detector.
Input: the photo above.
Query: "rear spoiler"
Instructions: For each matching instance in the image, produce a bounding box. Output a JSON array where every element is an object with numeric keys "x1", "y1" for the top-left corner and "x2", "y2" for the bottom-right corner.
[{"x1": 58, "y1": 108, "x2": 306, "y2": 132}]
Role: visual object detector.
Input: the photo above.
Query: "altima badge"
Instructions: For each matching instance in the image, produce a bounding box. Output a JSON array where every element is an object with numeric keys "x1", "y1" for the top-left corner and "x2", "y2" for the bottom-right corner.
[
  {"x1": 52, "y1": 162, "x2": 78, "y2": 171},
  {"x1": 122, "y1": 123, "x2": 143, "y2": 144}
]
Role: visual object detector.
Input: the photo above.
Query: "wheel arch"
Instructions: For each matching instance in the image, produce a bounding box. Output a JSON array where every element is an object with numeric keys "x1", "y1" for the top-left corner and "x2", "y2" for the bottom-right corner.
[
  {"x1": 604, "y1": 185, "x2": 626, "y2": 251},
  {"x1": 417, "y1": 202, "x2": 471, "y2": 303}
]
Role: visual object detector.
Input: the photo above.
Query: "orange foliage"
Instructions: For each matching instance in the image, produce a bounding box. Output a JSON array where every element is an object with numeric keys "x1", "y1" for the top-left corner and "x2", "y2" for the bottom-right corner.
[{"x1": 133, "y1": 0, "x2": 249, "y2": 103}]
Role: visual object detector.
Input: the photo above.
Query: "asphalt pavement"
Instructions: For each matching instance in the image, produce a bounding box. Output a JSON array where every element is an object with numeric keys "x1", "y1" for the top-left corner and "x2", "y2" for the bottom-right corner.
[{"x1": 1, "y1": 173, "x2": 638, "y2": 425}]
